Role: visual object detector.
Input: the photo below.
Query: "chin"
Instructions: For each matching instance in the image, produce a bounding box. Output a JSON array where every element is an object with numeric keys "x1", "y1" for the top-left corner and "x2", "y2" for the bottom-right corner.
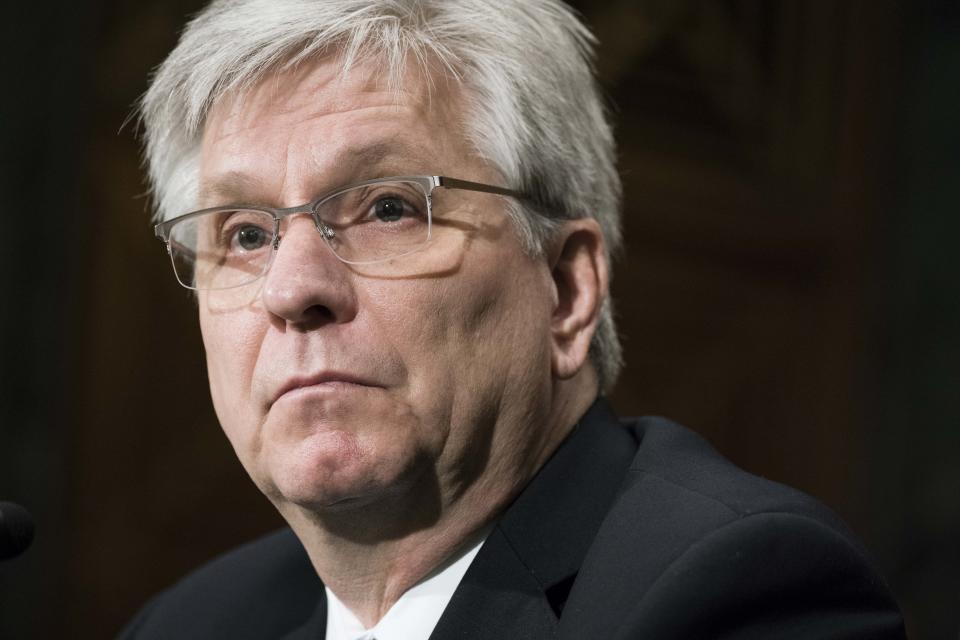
[{"x1": 263, "y1": 429, "x2": 417, "y2": 513}]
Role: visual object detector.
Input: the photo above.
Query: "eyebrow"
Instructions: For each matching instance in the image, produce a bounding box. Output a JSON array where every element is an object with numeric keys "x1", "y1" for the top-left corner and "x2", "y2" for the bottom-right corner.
[
  {"x1": 197, "y1": 141, "x2": 429, "y2": 208},
  {"x1": 197, "y1": 171, "x2": 265, "y2": 207}
]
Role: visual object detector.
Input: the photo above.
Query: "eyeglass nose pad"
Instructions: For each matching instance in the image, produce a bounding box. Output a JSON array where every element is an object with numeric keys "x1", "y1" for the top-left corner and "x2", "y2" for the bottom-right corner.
[{"x1": 319, "y1": 223, "x2": 336, "y2": 240}]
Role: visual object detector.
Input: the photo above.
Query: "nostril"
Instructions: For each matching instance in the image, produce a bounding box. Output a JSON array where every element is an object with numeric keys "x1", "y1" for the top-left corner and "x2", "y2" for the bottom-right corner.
[{"x1": 299, "y1": 304, "x2": 334, "y2": 325}]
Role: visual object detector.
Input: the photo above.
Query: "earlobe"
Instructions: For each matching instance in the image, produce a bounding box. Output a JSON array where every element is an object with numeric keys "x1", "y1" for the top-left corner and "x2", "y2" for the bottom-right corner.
[{"x1": 549, "y1": 219, "x2": 607, "y2": 380}]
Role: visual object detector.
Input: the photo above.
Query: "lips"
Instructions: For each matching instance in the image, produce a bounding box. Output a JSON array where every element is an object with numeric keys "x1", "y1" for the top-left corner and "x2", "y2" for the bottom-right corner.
[{"x1": 270, "y1": 372, "x2": 380, "y2": 406}]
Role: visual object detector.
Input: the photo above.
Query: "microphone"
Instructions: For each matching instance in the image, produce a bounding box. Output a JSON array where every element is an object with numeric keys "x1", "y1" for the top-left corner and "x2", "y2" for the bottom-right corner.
[{"x1": 0, "y1": 501, "x2": 35, "y2": 560}]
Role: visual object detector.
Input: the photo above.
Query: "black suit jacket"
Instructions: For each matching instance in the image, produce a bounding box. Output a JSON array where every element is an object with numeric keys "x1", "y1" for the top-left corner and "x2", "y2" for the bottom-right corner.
[{"x1": 119, "y1": 400, "x2": 905, "y2": 639}]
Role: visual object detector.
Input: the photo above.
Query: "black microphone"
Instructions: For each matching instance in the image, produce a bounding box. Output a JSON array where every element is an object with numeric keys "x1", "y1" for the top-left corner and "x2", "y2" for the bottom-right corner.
[{"x1": 0, "y1": 501, "x2": 35, "y2": 560}]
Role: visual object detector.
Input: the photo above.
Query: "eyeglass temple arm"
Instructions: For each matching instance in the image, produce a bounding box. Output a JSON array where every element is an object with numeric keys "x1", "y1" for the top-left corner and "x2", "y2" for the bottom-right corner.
[
  {"x1": 436, "y1": 176, "x2": 525, "y2": 200},
  {"x1": 155, "y1": 219, "x2": 176, "y2": 242}
]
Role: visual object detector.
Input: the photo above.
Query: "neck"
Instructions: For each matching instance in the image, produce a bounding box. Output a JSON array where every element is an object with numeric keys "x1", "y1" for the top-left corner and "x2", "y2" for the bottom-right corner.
[
  {"x1": 280, "y1": 369, "x2": 599, "y2": 628},
  {"x1": 283, "y1": 490, "x2": 493, "y2": 627}
]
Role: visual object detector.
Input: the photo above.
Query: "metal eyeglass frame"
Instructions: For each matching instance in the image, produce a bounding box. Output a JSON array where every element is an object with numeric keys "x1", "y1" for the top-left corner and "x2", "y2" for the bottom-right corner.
[{"x1": 153, "y1": 175, "x2": 527, "y2": 290}]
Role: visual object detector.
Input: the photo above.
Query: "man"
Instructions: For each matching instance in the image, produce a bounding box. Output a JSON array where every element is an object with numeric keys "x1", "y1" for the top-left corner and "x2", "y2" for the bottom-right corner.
[{"x1": 122, "y1": 1, "x2": 905, "y2": 638}]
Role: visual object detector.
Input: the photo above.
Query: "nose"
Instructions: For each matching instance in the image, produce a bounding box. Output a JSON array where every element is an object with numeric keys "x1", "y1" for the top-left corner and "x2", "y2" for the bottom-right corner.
[{"x1": 260, "y1": 215, "x2": 358, "y2": 327}]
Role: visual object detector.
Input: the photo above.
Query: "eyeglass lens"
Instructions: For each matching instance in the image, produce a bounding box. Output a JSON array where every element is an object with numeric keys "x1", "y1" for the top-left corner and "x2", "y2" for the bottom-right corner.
[{"x1": 166, "y1": 180, "x2": 432, "y2": 290}]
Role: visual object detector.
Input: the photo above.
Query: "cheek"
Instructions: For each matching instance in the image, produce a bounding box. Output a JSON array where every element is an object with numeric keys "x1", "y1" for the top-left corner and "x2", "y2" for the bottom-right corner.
[
  {"x1": 374, "y1": 252, "x2": 550, "y2": 398},
  {"x1": 457, "y1": 259, "x2": 548, "y2": 349},
  {"x1": 199, "y1": 305, "x2": 267, "y2": 443}
]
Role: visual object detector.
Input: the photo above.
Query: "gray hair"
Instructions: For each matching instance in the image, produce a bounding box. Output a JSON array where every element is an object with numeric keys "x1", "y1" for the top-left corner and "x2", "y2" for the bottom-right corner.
[{"x1": 140, "y1": 0, "x2": 624, "y2": 390}]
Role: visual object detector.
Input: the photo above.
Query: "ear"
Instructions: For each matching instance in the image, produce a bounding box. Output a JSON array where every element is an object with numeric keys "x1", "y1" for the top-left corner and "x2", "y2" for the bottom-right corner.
[{"x1": 547, "y1": 218, "x2": 608, "y2": 380}]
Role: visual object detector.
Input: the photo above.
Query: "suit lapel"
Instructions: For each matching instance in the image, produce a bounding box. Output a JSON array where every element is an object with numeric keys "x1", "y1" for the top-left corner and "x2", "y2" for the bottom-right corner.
[
  {"x1": 430, "y1": 399, "x2": 638, "y2": 639},
  {"x1": 429, "y1": 527, "x2": 560, "y2": 639}
]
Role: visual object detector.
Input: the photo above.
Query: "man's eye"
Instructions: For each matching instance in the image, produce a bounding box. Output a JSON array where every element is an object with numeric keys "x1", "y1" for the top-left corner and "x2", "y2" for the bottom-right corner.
[
  {"x1": 233, "y1": 225, "x2": 270, "y2": 251},
  {"x1": 372, "y1": 197, "x2": 411, "y2": 222}
]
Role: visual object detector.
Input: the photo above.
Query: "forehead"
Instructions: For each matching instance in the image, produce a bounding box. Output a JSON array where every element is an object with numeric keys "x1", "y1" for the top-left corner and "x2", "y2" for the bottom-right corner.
[{"x1": 198, "y1": 55, "x2": 471, "y2": 205}]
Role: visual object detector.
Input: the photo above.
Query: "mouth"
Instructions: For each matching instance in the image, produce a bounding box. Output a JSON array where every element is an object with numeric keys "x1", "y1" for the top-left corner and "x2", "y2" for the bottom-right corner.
[{"x1": 271, "y1": 373, "x2": 380, "y2": 406}]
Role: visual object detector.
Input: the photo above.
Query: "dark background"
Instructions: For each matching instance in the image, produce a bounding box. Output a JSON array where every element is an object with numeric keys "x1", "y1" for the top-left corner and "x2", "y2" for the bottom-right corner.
[{"x1": 1, "y1": 1, "x2": 957, "y2": 638}]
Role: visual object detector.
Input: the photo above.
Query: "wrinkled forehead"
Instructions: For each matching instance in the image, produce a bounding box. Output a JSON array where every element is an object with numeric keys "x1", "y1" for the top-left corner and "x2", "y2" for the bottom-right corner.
[
  {"x1": 207, "y1": 52, "x2": 463, "y2": 135},
  {"x1": 197, "y1": 54, "x2": 478, "y2": 205}
]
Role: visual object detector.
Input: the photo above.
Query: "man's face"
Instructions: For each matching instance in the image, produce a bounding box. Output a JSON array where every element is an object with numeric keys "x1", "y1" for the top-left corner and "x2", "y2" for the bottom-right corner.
[{"x1": 196, "y1": 57, "x2": 559, "y2": 521}]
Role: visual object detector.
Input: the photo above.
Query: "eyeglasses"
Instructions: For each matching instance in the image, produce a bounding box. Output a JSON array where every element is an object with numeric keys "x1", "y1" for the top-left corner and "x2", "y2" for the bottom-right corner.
[{"x1": 154, "y1": 175, "x2": 524, "y2": 291}]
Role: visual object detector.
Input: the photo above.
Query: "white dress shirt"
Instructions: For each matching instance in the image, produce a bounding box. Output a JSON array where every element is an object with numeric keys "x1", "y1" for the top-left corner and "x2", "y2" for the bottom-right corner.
[{"x1": 324, "y1": 533, "x2": 488, "y2": 640}]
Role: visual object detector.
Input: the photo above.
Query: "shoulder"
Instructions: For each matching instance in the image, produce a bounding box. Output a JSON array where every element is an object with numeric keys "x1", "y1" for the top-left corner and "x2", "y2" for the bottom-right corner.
[
  {"x1": 561, "y1": 416, "x2": 905, "y2": 639},
  {"x1": 118, "y1": 528, "x2": 322, "y2": 640},
  {"x1": 620, "y1": 415, "x2": 855, "y2": 533}
]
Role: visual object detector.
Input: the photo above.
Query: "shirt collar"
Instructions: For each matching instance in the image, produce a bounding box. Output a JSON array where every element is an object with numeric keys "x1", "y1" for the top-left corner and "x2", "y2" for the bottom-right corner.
[{"x1": 324, "y1": 531, "x2": 489, "y2": 640}]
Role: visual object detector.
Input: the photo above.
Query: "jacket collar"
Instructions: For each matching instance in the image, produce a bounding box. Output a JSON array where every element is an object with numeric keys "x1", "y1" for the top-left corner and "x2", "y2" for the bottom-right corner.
[{"x1": 429, "y1": 398, "x2": 638, "y2": 639}]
